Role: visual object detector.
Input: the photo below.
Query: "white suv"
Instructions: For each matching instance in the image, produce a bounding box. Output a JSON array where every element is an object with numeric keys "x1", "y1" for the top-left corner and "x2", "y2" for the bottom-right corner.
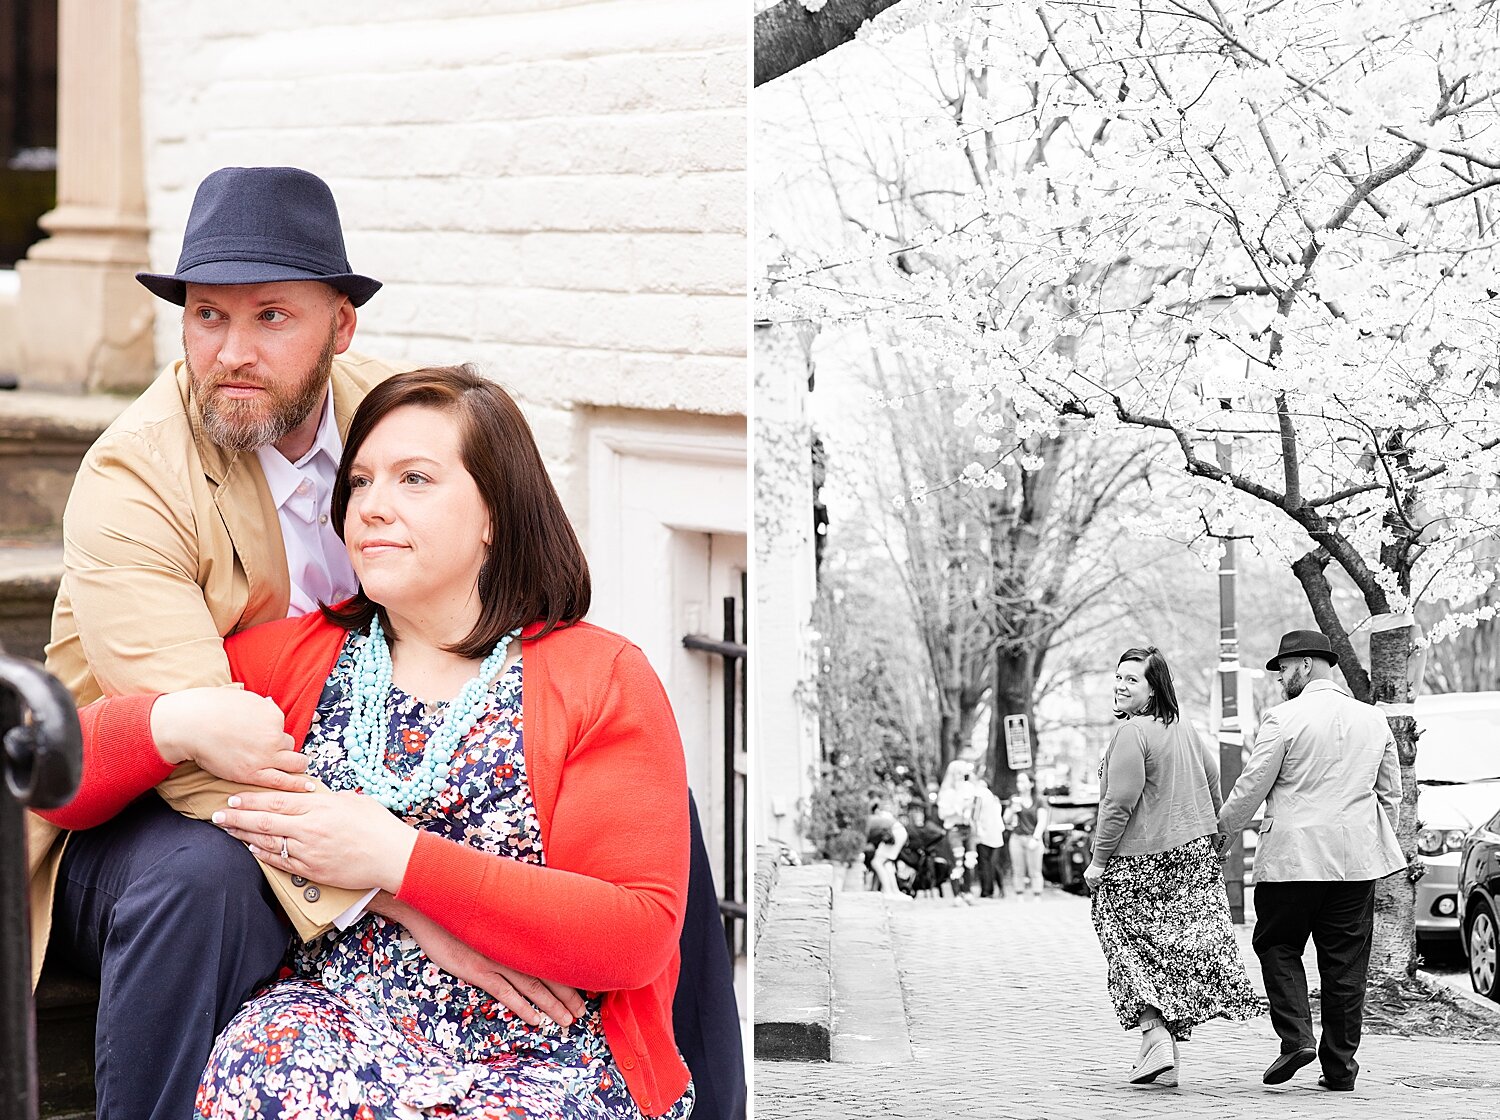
[{"x1": 1413, "y1": 692, "x2": 1500, "y2": 947}]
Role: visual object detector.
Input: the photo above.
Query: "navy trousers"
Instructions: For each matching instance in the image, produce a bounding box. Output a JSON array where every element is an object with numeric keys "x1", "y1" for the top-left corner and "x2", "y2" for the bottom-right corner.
[
  {"x1": 49, "y1": 796, "x2": 289, "y2": 1120},
  {"x1": 1252, "y1": 879, "x2": 1376, "y2": 1086},
  {"x1": 673, "y1": 794, "x2": 747, "y2": 1120}
]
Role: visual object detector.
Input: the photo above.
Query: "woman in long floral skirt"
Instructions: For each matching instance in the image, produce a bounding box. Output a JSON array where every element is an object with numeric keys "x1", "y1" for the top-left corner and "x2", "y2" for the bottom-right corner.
[{"x1": 1083, "y1": 647, "x2": 1260, "y2": 1087}]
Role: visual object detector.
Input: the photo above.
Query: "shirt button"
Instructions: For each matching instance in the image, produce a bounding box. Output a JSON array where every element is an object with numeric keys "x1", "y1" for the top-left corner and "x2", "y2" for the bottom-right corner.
[
  {"x1": 303, "y1": 886, "x2": 321, "y2": 903},
  {"x1": 291, "y1": 875, "x2": 308, "y2": 887},
  {"x1": 318, "y1": 514, "x2": 328, "y2": 524}
]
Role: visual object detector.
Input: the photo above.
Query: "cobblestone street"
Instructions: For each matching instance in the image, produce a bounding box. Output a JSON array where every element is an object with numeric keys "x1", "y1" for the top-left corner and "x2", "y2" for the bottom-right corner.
[{"x1": 755, "y1": 887, "x2": 1500, "y2": 1119}]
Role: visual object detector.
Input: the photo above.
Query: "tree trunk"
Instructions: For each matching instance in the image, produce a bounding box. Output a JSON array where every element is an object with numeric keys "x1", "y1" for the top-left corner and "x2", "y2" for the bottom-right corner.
[
  {"x1": 1366, "y1": 623, "x2": 1418, "y2": 980},
  {"x1": 987, "y1": 646, "x2": 1037, "y2": 799},
  {"x1": 754, "y1": 0, "x2": 908, "y2": 86}
]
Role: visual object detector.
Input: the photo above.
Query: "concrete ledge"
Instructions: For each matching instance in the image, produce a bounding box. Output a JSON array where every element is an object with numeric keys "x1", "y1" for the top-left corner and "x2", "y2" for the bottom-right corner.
[
  {"x1": 754, "y1": 862, "x2": 833, "y2": 1061},
  {"x1": 831, "y1": 892, "x2": 913, "y2": 1064},
  {"x1": 754, "y1": 843, "x2": 780, "y2": 941}
]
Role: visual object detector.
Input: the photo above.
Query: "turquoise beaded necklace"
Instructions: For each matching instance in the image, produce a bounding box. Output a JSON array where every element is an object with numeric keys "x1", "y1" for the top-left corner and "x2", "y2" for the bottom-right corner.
[{"x1": 342, "y1": 615, "x2": 521, "y2": 812}]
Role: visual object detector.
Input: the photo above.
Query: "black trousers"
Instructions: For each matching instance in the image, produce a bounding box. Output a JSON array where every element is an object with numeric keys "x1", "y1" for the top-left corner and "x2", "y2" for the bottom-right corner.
[
  {"x1": 673, "y1": 793, "x2": 747, "y2": 1120},
  {"x1": 49, "y1": 796, "x2": 290, "y2": 1120},
  {"x1": 976, "y1": 843, "x2": 1006, "y2": 897},
  {"x1": 1251, "y1": 879, "x2": 1376, "y2": 1085}
]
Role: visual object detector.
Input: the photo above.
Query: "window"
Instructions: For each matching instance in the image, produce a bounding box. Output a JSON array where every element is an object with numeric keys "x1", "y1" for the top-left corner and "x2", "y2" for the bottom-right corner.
[{"x1": 0, "y1": 0, "x2": 57, "y2": 267}]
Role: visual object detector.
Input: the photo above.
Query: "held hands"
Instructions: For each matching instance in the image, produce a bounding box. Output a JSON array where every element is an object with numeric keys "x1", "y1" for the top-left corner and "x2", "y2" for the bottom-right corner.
[
  {"x1": 1082, "y1": 861, "x2": 1106, "y2": 894},
  {"x1": 1212, "y1": 831, "x2": 1233, "y2": 861},
  {"x1": 212, "y1": 788, "x2": 418, "y2": 895},
  {"x1": 151, "y1": 688, "x2": 311, "y2": 793},
  {"x1": 372, "y1": 894, "x2": 587, "y2": 1028}
]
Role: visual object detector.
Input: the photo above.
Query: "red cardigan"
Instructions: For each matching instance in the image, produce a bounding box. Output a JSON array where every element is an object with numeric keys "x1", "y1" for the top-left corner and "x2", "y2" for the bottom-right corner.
[{"x1": 43, "y1": 613, "x2": 692, "y2": 1117}]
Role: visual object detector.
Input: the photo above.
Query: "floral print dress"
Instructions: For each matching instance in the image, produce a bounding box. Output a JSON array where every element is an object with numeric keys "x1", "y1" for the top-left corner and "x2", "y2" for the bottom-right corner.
[
  {"x1": 1089, "y1": 755, "x2": 1261, "y2": 1040},
  {"x1": 197, "y1": 630, "x2": 695, "y2": 1119}
]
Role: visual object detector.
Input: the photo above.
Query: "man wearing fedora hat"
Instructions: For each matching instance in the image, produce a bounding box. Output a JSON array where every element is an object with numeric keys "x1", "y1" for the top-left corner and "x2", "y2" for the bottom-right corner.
[
  {"x1": 1218, "y1": 628, "x2": 1403, "y2": 1093},
  {"x1": 29, "y1": 166, "x2": 744, "y2": 1120},
  {"x1": 23, "y1": 165, "x2": 407, "y2": 1120}
]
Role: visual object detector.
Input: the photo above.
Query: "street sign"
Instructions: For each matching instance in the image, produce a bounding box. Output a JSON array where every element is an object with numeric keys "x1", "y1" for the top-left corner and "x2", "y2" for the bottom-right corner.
[{"x1": 1004, "y1": 714, "x2": 1031, "y2": 770}]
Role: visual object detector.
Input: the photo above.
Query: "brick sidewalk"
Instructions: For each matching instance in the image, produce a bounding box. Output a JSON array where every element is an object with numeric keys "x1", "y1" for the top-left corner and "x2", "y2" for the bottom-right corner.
[{"x1": 755, "y1": 888, "x2": 1500, "y2": 1119}]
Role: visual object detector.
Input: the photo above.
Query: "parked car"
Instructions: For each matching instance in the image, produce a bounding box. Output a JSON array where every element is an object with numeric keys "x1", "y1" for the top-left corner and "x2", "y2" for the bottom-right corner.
[
  {"x1": 1058, "y1": 820, "x2": 1093, "y2": 894},
  {"x1": 1413, "y1": 693, "x2": 1500, "y2": 948},
  {"x1": 1457, "y1": 804, "x2": 1500, "y2": 1000},
  {"x1": 1042, "y1": 794, "x2": 1099, "y2": 885}
]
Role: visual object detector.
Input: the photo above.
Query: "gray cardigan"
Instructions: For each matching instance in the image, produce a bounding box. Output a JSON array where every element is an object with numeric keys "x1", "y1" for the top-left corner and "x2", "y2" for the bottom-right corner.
[{"x1": 1092, "y1": 715, "x2": 1220, "y2": 864}]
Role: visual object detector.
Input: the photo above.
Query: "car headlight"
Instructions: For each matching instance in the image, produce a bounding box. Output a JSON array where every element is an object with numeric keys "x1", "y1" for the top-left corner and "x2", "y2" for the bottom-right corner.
[{"x1": 1418, "y1": 828, "x2": 1470, "y2": 856}]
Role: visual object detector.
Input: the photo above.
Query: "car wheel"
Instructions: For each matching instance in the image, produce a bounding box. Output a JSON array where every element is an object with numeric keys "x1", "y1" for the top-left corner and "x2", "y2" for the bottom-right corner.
[{"x1": 1466, "y1": 896, "x2": 1500, "y2": 1002}]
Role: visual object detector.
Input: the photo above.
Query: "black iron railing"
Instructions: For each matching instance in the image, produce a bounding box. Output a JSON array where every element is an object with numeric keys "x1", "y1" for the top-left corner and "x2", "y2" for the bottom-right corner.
[
  {"x1": 682, "y1": 582, "x2": 747, "y2": 958},
  {"x1": 0, "y1": 650, "x2": 81, "y2": 1120}
]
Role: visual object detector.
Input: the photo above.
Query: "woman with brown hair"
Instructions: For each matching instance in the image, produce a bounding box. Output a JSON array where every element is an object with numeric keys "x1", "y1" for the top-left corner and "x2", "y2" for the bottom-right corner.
[
  {"x1": 47, "y1": 366, "x2": 694, "y2": 1119},
  {"x1": 1084, "y1": 646, "x2": 1258, "y2": 1089}
]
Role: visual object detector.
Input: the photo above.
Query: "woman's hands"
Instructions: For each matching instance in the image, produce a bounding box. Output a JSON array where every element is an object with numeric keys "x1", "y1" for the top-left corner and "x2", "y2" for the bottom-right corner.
[
  {"x1": 212, "y1": 788, "x2": 418, "y2": 895},
  {"x1": 151, "y1": 687, "x2": 311, "y2": 793},
  {"x1": 371, "y1": 893, "x2": 588, "y2": 1028},
  {"x1": 1083, "y1": 860, "x2": 1107, "y2": 893}
]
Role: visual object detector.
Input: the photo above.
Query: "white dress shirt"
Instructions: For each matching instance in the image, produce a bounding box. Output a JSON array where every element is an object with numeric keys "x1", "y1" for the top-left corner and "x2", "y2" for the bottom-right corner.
[
  {"x1": 256, "y1": 387, "x2": 374, "y2": 926},
  {"x1": 255, "y1": 388, "x2": 360, "y2": 618}
]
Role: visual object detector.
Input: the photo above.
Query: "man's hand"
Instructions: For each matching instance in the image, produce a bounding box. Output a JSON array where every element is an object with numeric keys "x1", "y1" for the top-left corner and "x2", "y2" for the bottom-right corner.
[
  {"x1": 151, "y1": 687, "x2": 310, "y2": 793},
  {"x1": 370, "y1": 893, "x2": 587, "y2": 1027},
  {"x1": 1213, "y1": 831, "x2": 1233, "y2": 861}
]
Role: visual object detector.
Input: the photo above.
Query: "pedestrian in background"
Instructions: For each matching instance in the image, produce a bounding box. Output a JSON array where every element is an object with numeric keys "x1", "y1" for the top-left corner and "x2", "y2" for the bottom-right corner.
[
  {"x1": 1218, "y1": 630, "x2": 1403, "y2": 1093},
  {"x1": 937, "y1": 759, "x2": 983, "y2": 896},
  {"x1": 1084, "y1": 646, "x2": 1259, "y2": 1088},
  {"x1": 1005, "y1": 771, "x2": 1048, "y2": 897},
  {"x1": 865, "y1": 799, "x2": 908, "y2": 895},
  {"x1": 973, "y1": 779, "x2": 1008, "y2": 899}
]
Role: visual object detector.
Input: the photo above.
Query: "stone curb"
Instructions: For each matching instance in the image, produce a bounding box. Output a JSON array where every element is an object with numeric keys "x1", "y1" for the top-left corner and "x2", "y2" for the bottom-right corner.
[{"x1": 754, "y1": 863, "x2": 833, "y2": 1062}]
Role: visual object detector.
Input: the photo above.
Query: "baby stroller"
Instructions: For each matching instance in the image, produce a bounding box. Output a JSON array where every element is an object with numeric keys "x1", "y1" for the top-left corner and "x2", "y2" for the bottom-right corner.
[{"x1": 897, "y1": 822, "x2": 955, "y2": 897}]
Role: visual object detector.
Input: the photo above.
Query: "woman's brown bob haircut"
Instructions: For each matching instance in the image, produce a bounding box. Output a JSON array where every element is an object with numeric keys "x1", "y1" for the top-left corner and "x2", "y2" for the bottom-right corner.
[{"x1": 322, "y1": 364, "x2": 591, "y2": 655}]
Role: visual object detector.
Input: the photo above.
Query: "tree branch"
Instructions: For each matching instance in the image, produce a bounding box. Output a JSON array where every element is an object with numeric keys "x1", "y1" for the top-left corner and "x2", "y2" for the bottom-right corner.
[{"x1": 754, "y1": 0, "x2": 909, "y2": 86}]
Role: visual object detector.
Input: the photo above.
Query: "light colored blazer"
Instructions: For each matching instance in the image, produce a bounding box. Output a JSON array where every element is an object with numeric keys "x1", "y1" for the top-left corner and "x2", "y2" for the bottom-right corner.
[
  {"x1": 26, "y1": 351, "x2": 398, "y2": 984},
  {"x1": 1219, "y1": 678, "x2": 1404, "y2": 883}
]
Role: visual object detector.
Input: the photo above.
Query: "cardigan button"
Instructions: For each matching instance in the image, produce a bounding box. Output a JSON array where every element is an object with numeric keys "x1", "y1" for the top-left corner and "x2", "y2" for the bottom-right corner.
[
  {"x1": 303, "y1": 886, "x2": 321, "y2": 903},
  {"x1": 291, "y1": 876, "x2": 308, "y2": 887},
  {"x1": 622, "y1": 1057, "x2": 635, "y2": 1070},
  {"x1": 600, "y1": 1008, "x2": 609, "y2": 1020}
]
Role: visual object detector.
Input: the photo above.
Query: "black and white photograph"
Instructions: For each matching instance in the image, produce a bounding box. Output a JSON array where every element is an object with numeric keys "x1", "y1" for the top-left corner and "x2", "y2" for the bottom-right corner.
[{"x1": 753, "y1": 0, "x2": 1500, "y2": 1115}]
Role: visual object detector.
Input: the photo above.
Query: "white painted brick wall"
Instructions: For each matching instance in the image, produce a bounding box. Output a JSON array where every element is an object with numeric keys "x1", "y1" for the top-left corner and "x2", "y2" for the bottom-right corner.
[{"x1": 134, "y1": 0, "x2": 747, "y2": 520}]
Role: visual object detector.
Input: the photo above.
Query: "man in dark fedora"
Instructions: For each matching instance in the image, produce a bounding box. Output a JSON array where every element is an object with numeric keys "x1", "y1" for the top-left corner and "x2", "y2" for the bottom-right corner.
[
  {"x1": 1218, "y1": 629, "x2": 1403, "y2": 1093},
  {"x1": 28, "y1": 165, "x2": 407, "y2": 1120}
]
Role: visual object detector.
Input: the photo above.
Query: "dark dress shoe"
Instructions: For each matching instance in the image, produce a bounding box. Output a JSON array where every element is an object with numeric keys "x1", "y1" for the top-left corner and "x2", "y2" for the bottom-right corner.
[
  {"x1": 1262, "y1": 1048, "x2": 1317, "y2": 1084},
  {"x1": 1318, "y1": 1076, "x2": 1355, "y2": 1092}
]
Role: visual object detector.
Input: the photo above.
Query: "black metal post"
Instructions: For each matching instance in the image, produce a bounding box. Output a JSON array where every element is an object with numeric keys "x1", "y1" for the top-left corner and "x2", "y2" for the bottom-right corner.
[{"x1": 0, "y1": 652, "x2": 83, "y2": 1120}]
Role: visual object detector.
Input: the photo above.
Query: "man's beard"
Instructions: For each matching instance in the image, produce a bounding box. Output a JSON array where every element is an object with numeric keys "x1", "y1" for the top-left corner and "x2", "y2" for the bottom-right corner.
[
  {"x1": 1282, "y1": 669, "x2": 1307, "y2": 700},
  {"x1": 187, "y1": 324, "x2": 337, "y2": 453}
]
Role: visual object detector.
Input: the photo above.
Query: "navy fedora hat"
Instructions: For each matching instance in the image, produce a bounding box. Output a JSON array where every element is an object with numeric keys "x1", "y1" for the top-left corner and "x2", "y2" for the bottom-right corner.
[
  {"x1": 136, "y1": 166, "x2": 381, "y2": 307},
  {"x1": 1264, "y1": 629, "x2": 1339, "y2": 671}
]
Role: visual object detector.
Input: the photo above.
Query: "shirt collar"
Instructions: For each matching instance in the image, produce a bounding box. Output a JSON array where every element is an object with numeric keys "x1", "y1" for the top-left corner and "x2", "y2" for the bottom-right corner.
[
  {"x1": 255, "y1": 385, "x2": 340, "y2": 508},
  {"x1": 1300, "y1": 677, "x2": 1350, "y2": 698}
]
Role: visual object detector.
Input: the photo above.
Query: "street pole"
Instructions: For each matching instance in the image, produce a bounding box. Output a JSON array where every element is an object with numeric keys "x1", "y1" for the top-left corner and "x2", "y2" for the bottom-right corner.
[{"x1": 1216, "y1": 432, "x2": 1246, "y2": 923}]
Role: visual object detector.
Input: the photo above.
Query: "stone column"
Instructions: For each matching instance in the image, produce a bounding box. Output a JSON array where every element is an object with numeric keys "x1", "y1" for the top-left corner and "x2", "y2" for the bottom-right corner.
[{"x1": 15, "y1": 0, "x2": 153, "y2": 393}]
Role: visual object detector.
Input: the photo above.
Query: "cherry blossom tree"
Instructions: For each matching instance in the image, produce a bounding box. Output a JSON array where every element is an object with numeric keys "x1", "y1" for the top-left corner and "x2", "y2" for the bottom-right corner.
[{"x1": 765, "y1": 0, "x2": 1500, "y2": 976}]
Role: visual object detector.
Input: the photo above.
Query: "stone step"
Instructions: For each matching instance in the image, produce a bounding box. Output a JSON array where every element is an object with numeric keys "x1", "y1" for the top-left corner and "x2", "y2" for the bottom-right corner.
[
  {"x1": 0, "y1": 539, "x2": 63, "y2": 663},
  {"x1": 0, "y1": 390, "x2": 127, "y2": 537},
  {"x1": 753, "y1": 862, "x2": 833, "y2": 1061}
]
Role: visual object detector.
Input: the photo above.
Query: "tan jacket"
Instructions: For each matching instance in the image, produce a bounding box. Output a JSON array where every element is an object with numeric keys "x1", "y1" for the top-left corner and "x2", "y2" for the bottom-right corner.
[
  {"x1": 1219, "y1": 678, "x2": 1404, "y2": 882},
  {"x1": 28, "y1": 351, "x2": 399, "y2": 984}
]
